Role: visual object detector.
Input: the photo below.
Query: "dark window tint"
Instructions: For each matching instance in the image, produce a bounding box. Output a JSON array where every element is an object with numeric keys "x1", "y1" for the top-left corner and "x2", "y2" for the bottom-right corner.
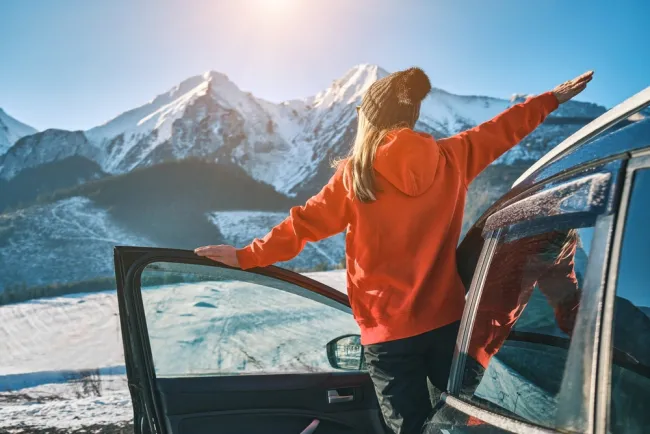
[
  {"x1": 609, "y1": 168, "x2": 650, "y2": 434},
  {"x1": 460, "y1": 221, "x2": 598, "y2": 431}
]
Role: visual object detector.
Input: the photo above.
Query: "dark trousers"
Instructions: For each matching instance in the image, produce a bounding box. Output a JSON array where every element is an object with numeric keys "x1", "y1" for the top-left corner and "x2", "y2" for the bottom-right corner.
[{"x1": 364, "y1": 321, "x2": 460, "y2": 434}]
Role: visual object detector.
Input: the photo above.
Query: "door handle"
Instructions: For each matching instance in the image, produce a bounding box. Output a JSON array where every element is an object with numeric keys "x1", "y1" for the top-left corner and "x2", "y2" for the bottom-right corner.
[{"x1": 328, "y1": 389, "x2": 354, "y2": 404}]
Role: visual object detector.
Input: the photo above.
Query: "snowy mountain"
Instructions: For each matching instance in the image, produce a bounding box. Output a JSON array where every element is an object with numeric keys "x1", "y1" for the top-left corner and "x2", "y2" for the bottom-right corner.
[
  {"x1": 0, "y1": 64, "x2": 609, "y2": 292},
  {"x1": 0, "y1": 129, "x2": 100, "y2": 181},
  {"x1": 0, "y1": 108, "x2": 37, "y2": 156},
  {"x1": 0, "y1": 64, "x2": 606, "y2": 196},
  {"x1": 0, "y1": 160, "x2": 345, "y2": 292},
  {"x1": 0, "y1": 196, "x2": 153, "y2": 291}
]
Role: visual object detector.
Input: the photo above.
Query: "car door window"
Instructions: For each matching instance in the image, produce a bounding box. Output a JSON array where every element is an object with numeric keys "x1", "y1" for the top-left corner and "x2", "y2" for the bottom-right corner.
[
  {"x1": 609, "y1": 168, "x2": 650, "y2": 434},
  {"x1": 458, "y1": 223, "x2": 597, "y2": 430},
  {"x1": 138, "y1": 262, "x2": 361, "y2": 377},
  {"x1": 449, "y1": 168, "x2": 619, "y2": 433}
]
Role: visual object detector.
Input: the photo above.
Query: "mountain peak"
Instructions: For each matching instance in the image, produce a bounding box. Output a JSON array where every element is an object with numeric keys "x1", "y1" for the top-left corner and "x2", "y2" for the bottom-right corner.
[
  {"x1": 0, "y1": 108, "x2": 38, "y2": 155},
  {"x1": 310, "y1": 64, "x2": 390, "y2": 108},
  {"x1": 202, "y1": 70, "x2": 230, "y2": 83},
  {"x1": 339, "y1": 64, "x2": 388, "y2": 86}
]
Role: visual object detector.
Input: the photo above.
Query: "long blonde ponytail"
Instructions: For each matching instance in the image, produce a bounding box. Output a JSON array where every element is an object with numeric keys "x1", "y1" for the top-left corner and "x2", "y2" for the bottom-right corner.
[{"x1": 334, "y1": 111, "x2": 409, "y2": 203}]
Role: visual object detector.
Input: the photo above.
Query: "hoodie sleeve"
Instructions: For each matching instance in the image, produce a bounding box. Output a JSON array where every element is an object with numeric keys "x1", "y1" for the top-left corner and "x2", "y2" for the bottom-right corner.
[
  {"x1": 235, "y1": 165, "x2": 350, "y2": 270},
  {"x1": 438, "y1": 92, "x2": 559, "y2": 185}
]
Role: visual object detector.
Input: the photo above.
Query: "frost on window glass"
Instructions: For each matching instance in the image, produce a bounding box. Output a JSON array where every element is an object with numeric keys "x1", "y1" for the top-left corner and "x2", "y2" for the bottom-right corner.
[
  {"x1": 461, "y1": 216, "x2": 603, "y2": 432},
  {"x1": 485, "y1": 173, "x2": 610, "y2": 232}
]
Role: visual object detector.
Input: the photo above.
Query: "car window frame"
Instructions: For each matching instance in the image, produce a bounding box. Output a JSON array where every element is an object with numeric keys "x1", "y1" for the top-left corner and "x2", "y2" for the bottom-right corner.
[
  {"x1": 595, "y1": 151, "x2": 650, "y2": 434},
  {"x1": 123, "y1": 250, "x2": 357, "y2": 378},
  {"x1": 444, "y1": 161, "x2": 623, "y2": 434},
  {"x1": 114, "y1": 247, "x2": 358, "y2": 434}
]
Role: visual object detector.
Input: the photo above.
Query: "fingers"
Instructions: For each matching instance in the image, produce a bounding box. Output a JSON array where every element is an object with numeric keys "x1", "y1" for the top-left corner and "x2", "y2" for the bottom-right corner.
[
  {"x1": 194, "y1": 245, "x2": 229, "y2": 257},
  {"x1": 571, "y1": 71, "x2": 594, "y2": 86},
  {"x1": 194, "y1": 245, "x2": 240, "y2": 268}
]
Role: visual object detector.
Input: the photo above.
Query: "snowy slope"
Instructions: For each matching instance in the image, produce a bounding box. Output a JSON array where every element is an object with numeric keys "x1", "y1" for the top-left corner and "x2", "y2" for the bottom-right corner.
[
  {"x1": 208, "y1": 211, "x2": 346, "y2": 269},
  {"x1": 0, "y1": 271, "x2": 348, "y2": 429},
  {"x1": 0, "y1": 108, "x2": 37, "y2": 156},
  {"x1": 0, "y1": 269, "x2": 569, "y2": 431},
  {"x1": 474, "y1": 356, "x2": 556, "y2": 426},
  {"x1": 0, "y1": 196, "x2": 153, "y2": 290},
  {"x1": 0, "y1": 129, "x2": 99, "y2": 181},
  {"x1": 0, "y1": 270, "x2": 347, "y2": 380},
  {"x1": 85, "y1": 70, "x2": 305, "y2": 178}
]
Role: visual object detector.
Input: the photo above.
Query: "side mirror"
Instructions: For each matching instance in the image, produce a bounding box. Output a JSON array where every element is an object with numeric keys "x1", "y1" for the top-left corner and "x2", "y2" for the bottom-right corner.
[{"x1": 326, "y1": 334, "x2": 366, "y2": 371}]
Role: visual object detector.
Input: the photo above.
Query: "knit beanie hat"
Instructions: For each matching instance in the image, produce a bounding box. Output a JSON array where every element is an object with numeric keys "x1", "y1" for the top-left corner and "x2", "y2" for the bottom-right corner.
[{"x1": 360, "y1": 67, "x2": 432, "y2": 129}]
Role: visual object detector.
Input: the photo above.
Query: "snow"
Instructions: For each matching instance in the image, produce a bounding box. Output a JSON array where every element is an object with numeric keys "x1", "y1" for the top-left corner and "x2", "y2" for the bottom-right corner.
[
  {"x1": 0, "y1": 379, "x2": 133, "y2": 430},
  {"x1": 85, "y1": 74, "x2": 206, "y2": 145},
  {"x1": 86, "y1": 75, "x2": 214, "y2": 172},
  {"x1": 0, "y1": 108, "x2": 38, "y2": 156},
  {"x1": 485, "y1": 172, "x2": 611, "y2": 232},
  {"x1": 1, "y1": 265, "x2": 573, "y2": 431},
  {"x1": 208, "y1": 211, "x2": 346, "y2": 267},
  {"x1": 419, "y1": 89, "x2": 510, "y2": 134},
  {"x1": 0, "y1": 292, "x2": 125, "y2": 378},
  {"x1": 0, "y1": 196, "x2": 152, "y2": 290},
  {"x1": 474, "y1": 356, "x2": 555, "y2": 426},
  {"x1": 3, "y1": 64, "x2": 607, "y2": 196},
  {"x1": 0, "y1": 129, "x2": 98, "y2": 181},
  {"x1": 0, "y1": 270, "x2": 348, "y2": 429},
  {"x1": 141, "y1": 278, "x2": 357, "y2": 376},
  {"x1": 309, "y1": 64, "x2": 387, "y2": 110}
]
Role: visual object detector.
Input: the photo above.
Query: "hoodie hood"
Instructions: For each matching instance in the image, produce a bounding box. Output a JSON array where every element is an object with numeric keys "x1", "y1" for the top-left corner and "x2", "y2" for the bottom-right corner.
[{"x1": 374, "y1": 128, "x2": 440, "y2": 196}]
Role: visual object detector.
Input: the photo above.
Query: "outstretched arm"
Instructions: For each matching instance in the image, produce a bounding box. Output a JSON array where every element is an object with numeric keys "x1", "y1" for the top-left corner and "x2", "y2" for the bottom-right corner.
[
  {"x1": 196, "y1": 165, "x2": 350, "y2": 270},
  {"x1": 438, "y1": 71, "x2": 593, "y2": 185}
]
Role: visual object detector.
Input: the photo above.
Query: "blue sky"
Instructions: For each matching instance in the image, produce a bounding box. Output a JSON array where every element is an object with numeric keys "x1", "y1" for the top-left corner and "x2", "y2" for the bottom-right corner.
[{"x1": 1, "y1": 0, "x2": 648, "y2": 131}]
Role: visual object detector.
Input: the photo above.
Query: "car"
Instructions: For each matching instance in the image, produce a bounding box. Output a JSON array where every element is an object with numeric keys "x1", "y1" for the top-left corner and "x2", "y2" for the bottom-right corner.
[{"x1": 114, "y1": 85, "x2": 650, "y2": 434}]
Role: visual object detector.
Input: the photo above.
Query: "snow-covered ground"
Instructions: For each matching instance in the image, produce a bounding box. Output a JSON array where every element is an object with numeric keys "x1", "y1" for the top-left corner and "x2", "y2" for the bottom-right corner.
[
  {"x1": 473, "y1": 356, "x2": 555, "y2": 426},
  {"x1": 1, "y1": 265, "x2": 572, "y2": 432},
  {"x1": 0, "y1": 196, "x2": 152, "y2": 290},
  {"x1": 208, "y1": 210, "x2": 346, "y2": 268},
  {"x1": 0, "y1": 270, "x2": 348, "y2": 430}
]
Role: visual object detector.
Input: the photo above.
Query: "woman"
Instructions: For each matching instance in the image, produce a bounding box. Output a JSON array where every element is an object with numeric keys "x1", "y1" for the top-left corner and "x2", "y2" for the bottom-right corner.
[{"x1": 195, "y1": 67, "x2": 593, "y2": 434}]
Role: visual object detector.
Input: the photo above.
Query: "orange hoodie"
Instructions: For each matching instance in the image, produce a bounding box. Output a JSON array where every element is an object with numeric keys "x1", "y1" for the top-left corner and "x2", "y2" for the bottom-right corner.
[{"x1": 236, "y1": 92, "x2": 559, "y2": 345}]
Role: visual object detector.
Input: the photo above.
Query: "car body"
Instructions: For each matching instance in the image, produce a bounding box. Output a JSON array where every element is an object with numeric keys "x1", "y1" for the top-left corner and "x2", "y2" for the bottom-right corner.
[{"x1": 114, "y1": 86, "x2": 650, "y2": 434}]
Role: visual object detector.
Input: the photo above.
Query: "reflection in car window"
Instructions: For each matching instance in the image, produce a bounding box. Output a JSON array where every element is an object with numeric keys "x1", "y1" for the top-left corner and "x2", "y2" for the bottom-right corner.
[
  {"x1": 609, "y1": 169, "x2": 650, "y2": 434},
  {"x1": 139, "y1": 262, "x2": 362, "y2": 377},
  {"x1": 459, "y1": 221, "x2": 598, "y2": 431}
]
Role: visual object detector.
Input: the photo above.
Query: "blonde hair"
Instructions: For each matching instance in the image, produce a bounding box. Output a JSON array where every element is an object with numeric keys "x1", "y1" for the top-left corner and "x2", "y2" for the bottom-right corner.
[{"x1": 334, "y1": 111, "x2": 409, "y2": 203}]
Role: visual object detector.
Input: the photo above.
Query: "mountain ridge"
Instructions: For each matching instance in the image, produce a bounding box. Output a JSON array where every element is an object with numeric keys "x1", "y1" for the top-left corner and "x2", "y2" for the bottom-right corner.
[
  {"x1": 0, "y1": 64, "x2": 607, "y2": 191},
  {"x1": 0, "y1": 108, "x2": 38, "y2": 156},
  {"x1": 0, "y1": 65, "x2": 612, "y2": 290}
]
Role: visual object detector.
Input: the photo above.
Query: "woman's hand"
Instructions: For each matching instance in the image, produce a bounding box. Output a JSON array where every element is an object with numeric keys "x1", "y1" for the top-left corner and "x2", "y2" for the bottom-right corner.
[
  {"x1": 552, "y1": 71, "x2": 594, "y2": 104},
  {"x1": 194, "y1": 245, "x2": 240, "y2": 268}
]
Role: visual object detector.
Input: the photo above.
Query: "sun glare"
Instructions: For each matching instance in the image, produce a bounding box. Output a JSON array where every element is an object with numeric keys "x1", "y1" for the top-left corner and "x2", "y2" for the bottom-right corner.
[{"x1": 254, "y1": 0, "x2": 294, "y2": 9}]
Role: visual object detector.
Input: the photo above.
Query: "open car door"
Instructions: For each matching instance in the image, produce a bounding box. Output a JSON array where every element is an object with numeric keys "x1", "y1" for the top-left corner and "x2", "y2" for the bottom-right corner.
[{"x1": 113, "y1": 247, "x2": 384, "y2": 434}]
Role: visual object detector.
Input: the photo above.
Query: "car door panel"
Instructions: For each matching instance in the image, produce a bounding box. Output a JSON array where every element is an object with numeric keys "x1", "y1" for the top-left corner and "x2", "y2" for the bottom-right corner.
[
  {"x1": 114, "y1": 247, "x2": 382, "y2": 434},
  {"x1": 156, "y1": 374, "x2": 378, "y2": 433}
]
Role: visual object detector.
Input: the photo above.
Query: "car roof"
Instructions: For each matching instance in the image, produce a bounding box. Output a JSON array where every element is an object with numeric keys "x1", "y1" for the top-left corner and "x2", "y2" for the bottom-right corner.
[{"x1": 513, "y1": 86, "x2": 650, "y2": 189}]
